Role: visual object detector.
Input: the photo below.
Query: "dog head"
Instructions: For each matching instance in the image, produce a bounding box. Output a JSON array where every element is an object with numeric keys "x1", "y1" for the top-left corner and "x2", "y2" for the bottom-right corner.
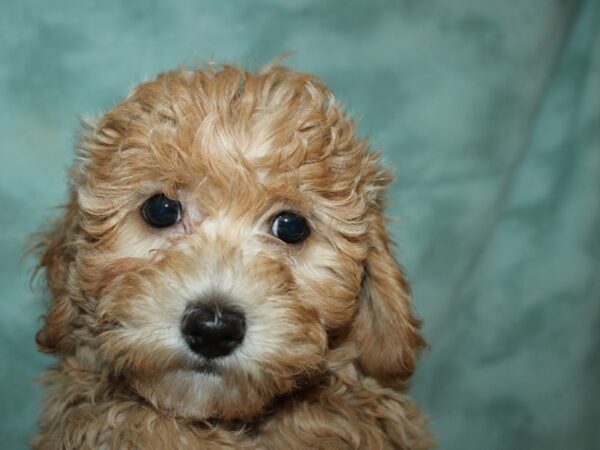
[{"x1": 35, "y1": 65, "x2": 424, "y2": 420}]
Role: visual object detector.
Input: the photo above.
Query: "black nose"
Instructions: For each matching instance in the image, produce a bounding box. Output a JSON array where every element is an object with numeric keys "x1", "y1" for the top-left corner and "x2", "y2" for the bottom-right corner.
[{"x1": 181, "y1": 304, "x2": 246, "y2": 359}]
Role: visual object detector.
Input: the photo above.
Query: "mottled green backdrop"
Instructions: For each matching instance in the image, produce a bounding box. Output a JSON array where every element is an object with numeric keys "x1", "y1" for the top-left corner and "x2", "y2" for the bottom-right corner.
[{"x1": 1, "y1": 0, "x2": 598, "y2": 448}]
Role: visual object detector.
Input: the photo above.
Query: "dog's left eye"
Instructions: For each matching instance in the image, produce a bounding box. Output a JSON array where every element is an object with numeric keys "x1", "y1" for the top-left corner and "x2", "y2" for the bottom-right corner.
[
  {"x1": 271, "y1": 212, "x2": 310, "y2": 244},
  {"x1": 141, "y1": 194, "x2": 182, "y2": 228}
]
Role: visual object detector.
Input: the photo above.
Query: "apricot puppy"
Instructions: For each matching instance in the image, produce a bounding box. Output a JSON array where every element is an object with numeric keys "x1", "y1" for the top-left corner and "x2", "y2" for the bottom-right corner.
[{"x1": 33, "y1": 64, "x2": 433, "y2": 449}]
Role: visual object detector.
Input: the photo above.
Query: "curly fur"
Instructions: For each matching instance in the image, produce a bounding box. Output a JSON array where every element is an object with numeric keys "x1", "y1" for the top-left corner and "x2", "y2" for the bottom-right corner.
[{"x1": 32, "y1": 63, "x2": 433, "y2": 449}]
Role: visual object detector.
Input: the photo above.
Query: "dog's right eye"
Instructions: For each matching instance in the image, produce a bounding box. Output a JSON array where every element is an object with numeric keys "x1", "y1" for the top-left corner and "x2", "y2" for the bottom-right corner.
[
  {"x1": 271, "y1": 211, "x2": 310, "y2": 244},
  {"x1": 141, "y1": 194, "x2": 182, "y2": 228}
]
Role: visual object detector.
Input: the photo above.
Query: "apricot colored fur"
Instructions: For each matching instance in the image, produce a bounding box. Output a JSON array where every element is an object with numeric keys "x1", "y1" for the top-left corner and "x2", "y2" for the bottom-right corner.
[{"x1": 33, "y1": 64, "x2": 433, "y2": 449}]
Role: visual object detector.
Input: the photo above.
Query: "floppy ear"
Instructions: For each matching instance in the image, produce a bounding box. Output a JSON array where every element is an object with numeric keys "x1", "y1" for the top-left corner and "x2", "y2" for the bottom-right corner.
[
  {"x1": 34, "y1": 192, "x2": 79, "y2": 354},
  {"x1": 352, "y1": 210, "x2": 425, "y2": 383}
]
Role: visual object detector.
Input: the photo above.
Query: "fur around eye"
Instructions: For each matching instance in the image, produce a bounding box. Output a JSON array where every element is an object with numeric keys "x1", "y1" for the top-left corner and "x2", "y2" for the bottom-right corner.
[
  {"x1": 271, "y1": 211, "x2": 310, "y2": 244},
  {"x1": 141, "y1": 194, "x2": 182, "y2": 228}
]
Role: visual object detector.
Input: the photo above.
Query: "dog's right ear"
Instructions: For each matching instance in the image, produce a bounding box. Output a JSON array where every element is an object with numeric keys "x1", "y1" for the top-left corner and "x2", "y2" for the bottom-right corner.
[{"x1": 33, "y1": 191, "x2": 79, "y2": 354}]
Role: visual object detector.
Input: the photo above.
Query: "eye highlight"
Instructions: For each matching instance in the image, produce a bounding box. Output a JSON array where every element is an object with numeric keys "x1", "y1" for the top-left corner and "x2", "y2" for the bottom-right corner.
[
  {"x1": 271, "y1": 212, "x2": 310, "y2": 244},
  {"x1": 141, "y1": 194, "x2": 182, "y2": 228}
]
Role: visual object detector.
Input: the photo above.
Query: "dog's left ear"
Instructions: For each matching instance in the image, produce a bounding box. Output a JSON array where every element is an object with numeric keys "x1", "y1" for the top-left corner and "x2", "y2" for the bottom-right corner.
[{"x1": 351, "y1": 207, "x2": 425, "y2": 384}]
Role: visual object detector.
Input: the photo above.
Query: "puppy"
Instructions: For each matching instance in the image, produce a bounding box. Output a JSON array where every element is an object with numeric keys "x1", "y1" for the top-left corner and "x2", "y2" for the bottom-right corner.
[{"x1": 33, "y1": 64, "x2": 433, "y2": 449}]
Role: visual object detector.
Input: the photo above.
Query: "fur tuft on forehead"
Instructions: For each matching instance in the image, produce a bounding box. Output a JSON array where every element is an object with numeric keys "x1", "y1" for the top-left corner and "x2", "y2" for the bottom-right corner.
[{"x1": 82, "y1": 65, "x2": 347, "y2": 171}]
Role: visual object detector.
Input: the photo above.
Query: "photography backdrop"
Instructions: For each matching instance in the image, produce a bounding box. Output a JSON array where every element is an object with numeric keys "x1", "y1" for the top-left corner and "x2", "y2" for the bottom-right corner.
[{"x1": 1, "y1": 0, "x2": 599, "y2": 448}]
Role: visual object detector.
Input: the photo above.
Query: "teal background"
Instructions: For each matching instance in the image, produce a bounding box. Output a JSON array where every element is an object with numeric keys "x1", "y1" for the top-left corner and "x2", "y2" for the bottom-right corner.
[{"x1": 1, "y1": 0, "x2": 599, "y2": 448}]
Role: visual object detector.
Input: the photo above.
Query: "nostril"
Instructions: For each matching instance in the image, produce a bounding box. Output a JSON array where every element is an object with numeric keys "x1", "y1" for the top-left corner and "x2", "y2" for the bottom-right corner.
[
  {"x1": 181, "y1": 304, "x2": 246, "y2": 359},
  {"x1": 218, "y1": 309, "x2": 246, "y2": 339}
]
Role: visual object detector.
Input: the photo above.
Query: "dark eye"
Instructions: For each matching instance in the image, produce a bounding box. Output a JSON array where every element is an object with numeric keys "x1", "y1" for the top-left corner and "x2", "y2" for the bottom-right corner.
[
  {"x1": 271, "y1": 212, "x2": 310, "y2": 244},
  {"x1": 141, "y1": 194, "x2": 182, "y2": 228}
]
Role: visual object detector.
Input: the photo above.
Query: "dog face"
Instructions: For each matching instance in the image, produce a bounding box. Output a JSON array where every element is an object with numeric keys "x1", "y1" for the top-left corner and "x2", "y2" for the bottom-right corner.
[{"x1": 36, "y1": 65, "x2": 424, "y2": 420}]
